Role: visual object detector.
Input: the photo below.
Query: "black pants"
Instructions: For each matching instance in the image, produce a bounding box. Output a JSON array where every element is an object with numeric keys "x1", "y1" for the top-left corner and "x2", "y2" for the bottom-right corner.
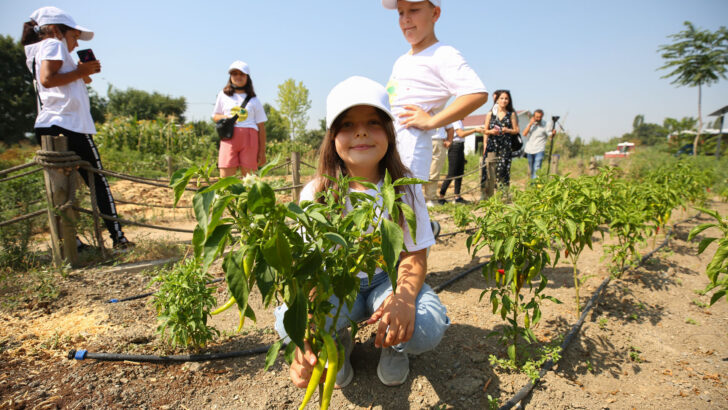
[
  {"x1": 439, "y1": 141, "x2": 465, "y2": 196},
  {"x1": 35, "y1": 126, "x2": 125, "y2": 242}
]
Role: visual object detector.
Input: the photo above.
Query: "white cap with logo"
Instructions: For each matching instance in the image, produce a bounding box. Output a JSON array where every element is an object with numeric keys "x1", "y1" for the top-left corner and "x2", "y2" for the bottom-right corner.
[
  {"x1": 30, "y1": 6, "x2": 94, "y2": 41},
  {"x1": 382, "y1": 0, "x2": 441, "y2": 10},
  {"x1": 326, "y1": 76, "x2": 395, "y2": 129},
  {"x1": 228, "y1": 60, "x2": 250, "y2": 75}
]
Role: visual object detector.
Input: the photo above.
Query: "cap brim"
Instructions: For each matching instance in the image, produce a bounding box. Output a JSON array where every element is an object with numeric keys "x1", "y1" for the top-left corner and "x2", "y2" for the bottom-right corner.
[
  {"x1": 382, "y1": 0, "x2": 397, "y2": 9},
  {"x1": 327, "y1": 103, "x2": 396, "y2": 129},
  {"x1": 75, "y1": 24, "x2": 93, "y2": 41}
]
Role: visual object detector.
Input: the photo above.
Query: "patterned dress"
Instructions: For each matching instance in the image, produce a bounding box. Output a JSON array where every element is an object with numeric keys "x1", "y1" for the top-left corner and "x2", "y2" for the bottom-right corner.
[{"x1": 485, "y1": 111, "x2": 516, "y2": 190}]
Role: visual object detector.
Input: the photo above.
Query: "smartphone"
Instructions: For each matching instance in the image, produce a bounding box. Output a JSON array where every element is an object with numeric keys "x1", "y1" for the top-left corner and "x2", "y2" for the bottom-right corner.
[{"x1": 76, "y1": 49, "x2": 96, "y2": 62}]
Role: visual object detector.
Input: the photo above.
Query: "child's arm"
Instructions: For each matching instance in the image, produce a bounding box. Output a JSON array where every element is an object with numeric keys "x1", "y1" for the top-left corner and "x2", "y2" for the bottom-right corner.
[
  {"x1": 367, "y1": 248, "x2": 427, "y2": 348},
  {"x1": 399, "y1": 93, "x2": 488, "y2": 131}
]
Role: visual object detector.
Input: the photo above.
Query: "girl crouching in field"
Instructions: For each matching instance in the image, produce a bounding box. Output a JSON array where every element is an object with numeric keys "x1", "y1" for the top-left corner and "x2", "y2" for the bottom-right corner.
[{"x1": 274, "y1": 76, "x2": 450, "y2": 388}]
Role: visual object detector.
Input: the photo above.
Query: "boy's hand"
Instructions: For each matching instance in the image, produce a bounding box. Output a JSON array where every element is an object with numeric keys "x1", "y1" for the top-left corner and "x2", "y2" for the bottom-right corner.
[
  {"x1": 367, "y1": 292, "x2": 416, "y2": 348},
  {"x1": 399, "y1": 105, "x2": 433, "y2": 130},
  {"x1": 290, "y1": 340, "x2": 317, "y2": 388}
]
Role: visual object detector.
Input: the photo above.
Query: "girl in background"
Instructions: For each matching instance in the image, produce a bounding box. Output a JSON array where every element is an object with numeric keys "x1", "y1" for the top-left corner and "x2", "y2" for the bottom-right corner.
[
  {"x1": 22, "y1": 6, "x2": 131, "y2": 249},
  {"x1": 275, "y1": 76, "x2": 449, "y2": 388},
  {"x1": 212, "y1": 61, "x2": 267, "y2": 177}
]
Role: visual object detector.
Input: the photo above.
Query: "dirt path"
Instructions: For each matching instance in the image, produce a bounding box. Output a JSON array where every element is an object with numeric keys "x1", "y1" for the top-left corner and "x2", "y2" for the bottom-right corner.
[{"x1": 1, "y1": 190, "x2": 727, "y2": 409}]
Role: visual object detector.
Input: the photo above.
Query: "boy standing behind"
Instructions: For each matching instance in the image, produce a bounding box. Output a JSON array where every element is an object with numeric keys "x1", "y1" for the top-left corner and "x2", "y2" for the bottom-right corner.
[{"x1": 383, "y1": 0, "x2": 487, "y2": 181}]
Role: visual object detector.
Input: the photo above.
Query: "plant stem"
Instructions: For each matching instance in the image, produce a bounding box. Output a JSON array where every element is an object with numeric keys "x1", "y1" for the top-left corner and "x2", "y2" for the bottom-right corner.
[{"x1": 573, "y1": 261, "x2": 580, "y2": 317}]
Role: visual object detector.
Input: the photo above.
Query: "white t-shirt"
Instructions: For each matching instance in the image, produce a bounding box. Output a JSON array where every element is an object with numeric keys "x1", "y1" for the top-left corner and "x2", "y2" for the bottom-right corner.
[
  {"x1": 25, "y1": 39, "x2": 95, "y2": 134},
  {"x1": 524, "y1": 120, "x2": 554, "y2": 154},
  {"x1": 386, "y1": 42, "x2": 486, "y2": 179},
  {"x1": 432, "y1": 122, "x2": 454, "y2": 141},
  {"x1": 299, "y1": 178, "x2": 435, "y2": 279},
  {"x1": 212, "y1": 91, "x2": 267, "y2": 131},
  {"x1": 451, "y1": 120, "x2": 465, "y2": 142}
]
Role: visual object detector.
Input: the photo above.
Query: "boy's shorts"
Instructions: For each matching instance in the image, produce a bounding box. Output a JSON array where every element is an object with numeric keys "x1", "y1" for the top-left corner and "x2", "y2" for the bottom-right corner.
[{"x1": 218, "y1": 126, "x2": 259, "y2": 169}]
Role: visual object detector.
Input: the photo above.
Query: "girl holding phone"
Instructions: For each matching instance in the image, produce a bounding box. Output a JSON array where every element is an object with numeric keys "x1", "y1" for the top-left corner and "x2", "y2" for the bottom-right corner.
[{"x1": 21, "y1": 6, "x2": 132, "y2": 250}]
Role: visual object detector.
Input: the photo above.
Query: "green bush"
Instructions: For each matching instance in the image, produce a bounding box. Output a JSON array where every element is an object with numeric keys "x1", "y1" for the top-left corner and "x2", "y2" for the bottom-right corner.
[{"x1": 151, "y1": 257, "x2": 219, "y2": 349}]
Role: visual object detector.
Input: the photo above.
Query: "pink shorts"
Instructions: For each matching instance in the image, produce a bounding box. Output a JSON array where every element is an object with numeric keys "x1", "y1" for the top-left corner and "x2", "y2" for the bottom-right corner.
[{"x1": 218, "y1": 126, "x2": 259, "y2": 169}]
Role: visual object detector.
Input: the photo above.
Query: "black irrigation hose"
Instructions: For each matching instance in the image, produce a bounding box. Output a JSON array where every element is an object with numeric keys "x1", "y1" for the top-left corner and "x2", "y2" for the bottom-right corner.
[
  {"x1": 67, "y1": 345, "x2": 272, "y2": 363},
  {"x1": 107, "y1": 277, "x2": 224, "y2": 303},
  {"x1": 499, "y1": 214, "x2": 698, "y2": 410},
  {"x1": 431, "y1": 262, "x2": 486, "y2": 294}
]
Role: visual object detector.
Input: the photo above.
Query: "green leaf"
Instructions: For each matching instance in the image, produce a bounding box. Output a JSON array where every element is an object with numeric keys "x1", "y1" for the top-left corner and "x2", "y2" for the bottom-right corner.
[
  {"x1": 697, "y1": 237, "x2": 718, "y2": 255},
  {"x1": 507, "y1": 344, "x2": 516, "y2": 362},
  {"x1": 192, "y1": 226, "x2": 204, "y2": 260},
  {"x1": 688, "y1": 223, "x2": 717, "y2": 241},
  {"x1": 192, "y1": 190, "x2": 215, "y2": 233},
  {"x1": 170, "y1": 167, "x2": 197, "y2": 207},
  {"x1": 264, "y1": 340, "x2": 283, "y2": 371},
  {"x1": 400, "y1": 203, "x2": 418, "y2": 244},
  {"x1": 323, "y1": 232, "x2": 348, "y2": 248},
  {"x1": 202, "y1": 224, "x2": 232, "y2": 270},
  {"x1": 284, "y1": 341, "x2": 297, "y2": 365},
  {"x1": 381, "y1": 218, "x2": 404, "y2": 287},
  {"x1": 261, "y1": 233, "x2": 293, "y2": 275},
  {"x1": 393, "y1": 177, "x2": 426, "y2": 186},
  {"x1": 283, "y1": 287, "x2": 307, "y2": 350},
  {"x1": 381, "y1": 180, "x2": 396, "y2": 217},
  {"x1": 565, "y1": 219, "x2": 577, "y2": 241},
  {"x1": 248, "y1": 181, "x2": 276, "y2": 214},
  {"x1": 258, "y1": 155, "x2": 281, "y2": 178},
  {"x1": 224, "y1": 248, "x2": 250, "y2": 315},
  {"x1": 710, "y1": 289, "x2": 726, "y2": 306}
]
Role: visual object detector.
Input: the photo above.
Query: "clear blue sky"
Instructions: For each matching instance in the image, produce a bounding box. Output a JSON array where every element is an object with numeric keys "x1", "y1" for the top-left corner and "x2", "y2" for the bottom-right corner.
[{"x1": 2, "y1": 1, "x2": 727, "y2": 142}]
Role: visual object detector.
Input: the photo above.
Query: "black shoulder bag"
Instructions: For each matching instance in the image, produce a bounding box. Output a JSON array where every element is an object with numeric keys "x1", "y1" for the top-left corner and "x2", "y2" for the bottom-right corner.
[{"x1": 215, "y1": 94, "x2": 252, "y2": 140}]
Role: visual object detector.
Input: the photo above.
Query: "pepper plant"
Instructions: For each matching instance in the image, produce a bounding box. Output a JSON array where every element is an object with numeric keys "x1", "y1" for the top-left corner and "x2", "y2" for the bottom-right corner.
[
  {"x1": 688, "y1": 207, "x2": 728, "y2": 305},
  {"x1": 171, "y1": 164, "x2": 418, "y2": 410},
  {"x1": 468, "y1": 193, "x2": 560, "y2": 365}
]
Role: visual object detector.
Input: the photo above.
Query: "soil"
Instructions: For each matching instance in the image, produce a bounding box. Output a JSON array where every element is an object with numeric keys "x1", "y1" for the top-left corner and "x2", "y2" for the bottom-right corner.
[{"x1": 1, "y1": 181, "x2": 727, "y2": 410}]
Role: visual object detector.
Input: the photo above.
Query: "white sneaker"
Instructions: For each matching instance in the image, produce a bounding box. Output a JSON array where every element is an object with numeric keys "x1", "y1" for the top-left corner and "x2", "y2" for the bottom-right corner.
[
  {"x1": 426, "y1": 200, "x2": 436, "y2": 208},
  {"x1": 335, "y1": 329, "x2": 354, "y2": 388},
  {"x1": 377, "y1": 347, "x2": 409, "y2": 386}
]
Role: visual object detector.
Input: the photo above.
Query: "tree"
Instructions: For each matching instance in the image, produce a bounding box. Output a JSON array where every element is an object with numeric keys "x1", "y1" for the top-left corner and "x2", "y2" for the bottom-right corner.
[
  {"x1": 622, "y1": 114, "x2": 667, "y2": 146},
  {"x1": 276, "y1": 79, "x2": 311, "y2": 141},
  {"x1": 299, "y1": 118, "x2": 326, "y2": 150},
  {"x1": 106, "y1": 86, "x2": 187, "y2": 122},
  {"x1": 263, "y1": 103, "x2": 289, "y2": 143},
  {"x1": 658, "y1": 21, "x2": 728, "y2": 155},
  {"x1": 87, "y1": 87, "x2": 108, "y2": 124},
  {"x1": 0, "y1": 35, "x2": 36, "y2": 145}
]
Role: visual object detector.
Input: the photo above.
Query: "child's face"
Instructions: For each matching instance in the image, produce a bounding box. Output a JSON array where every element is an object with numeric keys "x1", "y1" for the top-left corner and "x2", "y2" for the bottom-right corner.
[
  {"x1": 334, "y1": 106, "x2": 389, "y2": 178},
  {"x1": 230, "y1": 70, "x2": 248, "y2": 88},
  {"x1": 62, "y1": 28, "x2": 81, "y2": 52},
  {"x1": 397, "y1": 1, "x2": 439, "y2": 48}
]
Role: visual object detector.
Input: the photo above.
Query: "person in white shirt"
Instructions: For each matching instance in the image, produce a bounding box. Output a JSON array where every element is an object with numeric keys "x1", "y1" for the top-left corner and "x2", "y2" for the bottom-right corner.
[
  {"x1": 439, "y1": 120, "x2": 482, "y2": 204},
  {"x1": 22, "y1": 6, "x2": 131, "y2": 249},
  {"x1": 212, "y1": 61, "x2": 267, "y2": 177},
  {"x1": 382, "y1": 0, "x2": 487, "y2": 181},
  {"x1": 522, "y1": 109, "x2": 556, "y2": 179}
]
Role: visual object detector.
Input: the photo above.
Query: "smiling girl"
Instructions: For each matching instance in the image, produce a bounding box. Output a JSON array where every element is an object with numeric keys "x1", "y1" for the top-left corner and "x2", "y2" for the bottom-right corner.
[{"x1": 275, "y1": 76, "x2": 449, "y2": 388}]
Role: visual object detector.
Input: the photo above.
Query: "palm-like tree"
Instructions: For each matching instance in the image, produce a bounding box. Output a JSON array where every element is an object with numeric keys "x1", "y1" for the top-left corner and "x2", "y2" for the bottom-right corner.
[{"x1": 658, "y1": 21, "x2": 728, "y2": 156}]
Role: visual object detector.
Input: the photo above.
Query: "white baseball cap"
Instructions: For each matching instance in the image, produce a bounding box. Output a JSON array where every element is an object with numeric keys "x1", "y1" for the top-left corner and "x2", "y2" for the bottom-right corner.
[
  {"x1": 326, "y1": 76, "x2": 395, "y2": 129},
  {"x1": 228, "y1": 61, "x2": 250, "y2": 75},
  {"x1": 30, "y1": 7, "x2": 94, "y2": 41},
  {"x1": 382, "y1": 0, "x2": 441, "y2": 10}
]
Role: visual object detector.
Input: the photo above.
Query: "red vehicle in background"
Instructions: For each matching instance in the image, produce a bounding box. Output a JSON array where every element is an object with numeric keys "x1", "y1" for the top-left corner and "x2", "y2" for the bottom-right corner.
[{"x1": 604, "y1": 142, "x2": 635, "y2": 158}]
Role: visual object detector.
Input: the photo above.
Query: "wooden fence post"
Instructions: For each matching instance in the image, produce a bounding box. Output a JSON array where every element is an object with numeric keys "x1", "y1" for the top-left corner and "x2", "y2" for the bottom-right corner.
[
  {"x1": 41, "y1": 134, "x2": 79, "y2": 267},
  {"x1": 291, "y1": 151, "x2": 301, "y2": 203}
]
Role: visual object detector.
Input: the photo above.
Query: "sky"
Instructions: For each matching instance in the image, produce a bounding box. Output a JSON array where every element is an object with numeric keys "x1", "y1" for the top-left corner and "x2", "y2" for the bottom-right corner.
[{"x1": 2, "y1": 0, "x2": 727, "y2": 142}]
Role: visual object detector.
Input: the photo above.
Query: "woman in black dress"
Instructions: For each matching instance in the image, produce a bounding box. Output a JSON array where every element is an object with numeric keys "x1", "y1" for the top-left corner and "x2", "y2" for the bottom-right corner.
[{"x1": 483, "y1": 90, "x2": 519, "y2": 192}]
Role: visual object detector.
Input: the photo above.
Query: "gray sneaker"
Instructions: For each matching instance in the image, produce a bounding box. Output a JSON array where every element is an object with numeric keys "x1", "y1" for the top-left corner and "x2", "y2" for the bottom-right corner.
[
  {"x1": 377, "y1": 347, "x2": 409, "y2": 386},
  {"x1": 335, "y1": 329, "x2": 354, "y2": 388}
]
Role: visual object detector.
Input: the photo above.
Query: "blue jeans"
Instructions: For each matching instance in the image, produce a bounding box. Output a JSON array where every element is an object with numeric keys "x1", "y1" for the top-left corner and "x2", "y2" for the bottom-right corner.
[
  {"x1": 274, "y1": 271, "x2": 450, "y2": 355},
  {"x1": 527, "y1": 151, "x2": 545, "y2": 179}
]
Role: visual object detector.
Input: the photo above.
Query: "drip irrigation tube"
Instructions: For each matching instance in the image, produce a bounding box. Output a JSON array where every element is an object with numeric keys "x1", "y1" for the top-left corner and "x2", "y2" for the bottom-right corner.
[
  {"x1": 107, "y1": 277, "x2": 224, "y2": 303},
  {"x1": 431, "y1": 262, "x2": 486, "y2": 294},
  {"x1": 67, "y1": 345, "x2": 272, "y2": 363},
  {"x1": 499, "y1": 215, "x2": 698, "y2": 410}
]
